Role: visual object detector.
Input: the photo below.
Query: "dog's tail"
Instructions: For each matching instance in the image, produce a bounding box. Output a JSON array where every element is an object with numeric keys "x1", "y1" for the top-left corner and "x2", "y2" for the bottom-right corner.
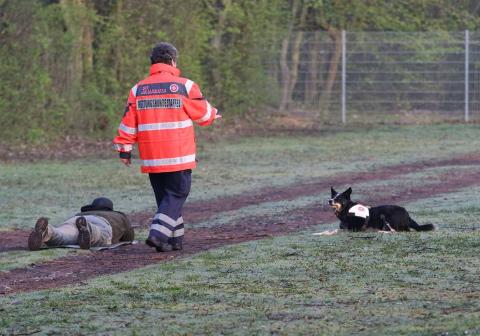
[{"x1": 409, "y1": 218, "x2": 435, "y2": 231}]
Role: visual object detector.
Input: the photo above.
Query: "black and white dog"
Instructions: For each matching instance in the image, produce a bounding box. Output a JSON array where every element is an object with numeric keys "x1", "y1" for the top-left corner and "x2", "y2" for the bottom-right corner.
[{"x1": 315, "y1": 187, "x2": 435, "y2": 235}]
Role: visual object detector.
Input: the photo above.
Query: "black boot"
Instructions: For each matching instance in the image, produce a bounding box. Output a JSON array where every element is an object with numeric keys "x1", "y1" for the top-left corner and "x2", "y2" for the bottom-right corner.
[
  {"x1": 146, "y1": 236, "x2": 171, "y2": 252},
  {"x1": 171, "y1": 240, "x2": 183, "y2": 251}
]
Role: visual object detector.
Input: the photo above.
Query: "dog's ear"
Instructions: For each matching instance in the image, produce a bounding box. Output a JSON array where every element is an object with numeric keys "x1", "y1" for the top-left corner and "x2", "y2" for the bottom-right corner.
[
  {"x1": 342, "y1": 187, "x2": 352, "y2": 200},
  {"x1": 344, "y1": 187, "x2": 352, "y2": 199},
  {"x1": 331, "y1": 187, "x2": 337, "y2": 197}
]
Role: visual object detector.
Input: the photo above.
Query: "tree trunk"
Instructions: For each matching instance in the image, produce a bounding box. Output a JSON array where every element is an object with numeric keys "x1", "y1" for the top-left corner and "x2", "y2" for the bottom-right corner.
[
  {"x1": 278, "y1": 36, "x2": 291, "y2": 112},
  {"x1": 305, "y1": 31, "x2": 321, "y2": 104},
  {"x1": 60, "y1": 0, "x2": 94, "y2": 86},
  {"x1": 212, "y1": 0, "x2": 230, "y2": 50},
  {"x1": 211, "y1": 0, "x2": 231, "y2": 96},
  {"x1": 318, "y1": 26, "x2": 342, "y2": 117},
  {"x1": 113, "y1": 0, "x2": 123, "y2": 83},
  {"x1": 81, "y1": 5, "x2": 94, "y2": 77},
  {"x1": 278, "y1": 0, "x2": 304, "y2": 112},
  {"x1": 286, "y1": 28, "x2": 305, "y2": 110}
]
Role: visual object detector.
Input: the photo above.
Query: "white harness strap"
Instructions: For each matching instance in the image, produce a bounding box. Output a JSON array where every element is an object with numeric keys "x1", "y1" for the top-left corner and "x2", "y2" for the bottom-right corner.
[{"x1": 348, "y1": 204, "x2": 370, "y2": 219}]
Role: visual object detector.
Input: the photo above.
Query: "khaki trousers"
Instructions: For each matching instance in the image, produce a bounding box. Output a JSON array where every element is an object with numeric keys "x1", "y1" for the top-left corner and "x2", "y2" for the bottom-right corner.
[{"x1": 45, "y1": 215, "x2": 113, "y2": 247}]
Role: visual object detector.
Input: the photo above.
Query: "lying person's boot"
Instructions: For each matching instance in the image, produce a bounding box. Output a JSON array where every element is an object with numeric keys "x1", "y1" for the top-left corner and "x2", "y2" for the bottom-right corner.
[
  {"x1": 145, "y1": 235, "x2": 171, "y2": 252},
  {"x1": 28, "y1": 217, "x2": 49, "y2": 251},
  {"x1": 76, "y1": 216, "x2": 91, "y2": 249},
  {"x1": 171, "y1": 240, "x2": 183, "y2": 251}
]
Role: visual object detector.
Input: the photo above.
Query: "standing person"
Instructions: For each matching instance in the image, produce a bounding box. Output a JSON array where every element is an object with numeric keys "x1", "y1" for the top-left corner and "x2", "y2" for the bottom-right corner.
[
  {"x1": 28, "y1": 197, "x2": 134, "y2": 250},
  {"x1": 113, "y1": 42, "x2": 220, "y2": 252}
]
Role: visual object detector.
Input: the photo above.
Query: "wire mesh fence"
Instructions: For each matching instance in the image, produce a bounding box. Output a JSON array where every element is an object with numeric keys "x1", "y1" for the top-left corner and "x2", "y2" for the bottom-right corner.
[{"x1": 263, "y1": 31, "x2": 480, "y2": 124}]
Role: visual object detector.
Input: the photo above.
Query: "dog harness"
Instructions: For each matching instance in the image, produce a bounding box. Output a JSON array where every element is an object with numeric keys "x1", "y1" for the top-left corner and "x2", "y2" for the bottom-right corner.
[{"x1": 348, "y1": 204, "x2": 369, "y2": 219}]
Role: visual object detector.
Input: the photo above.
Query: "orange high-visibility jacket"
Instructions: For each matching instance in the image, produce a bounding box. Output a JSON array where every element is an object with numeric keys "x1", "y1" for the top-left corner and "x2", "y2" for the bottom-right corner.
[{"x1": 113, "y1": 63, "x2": 219, "y2": 173}]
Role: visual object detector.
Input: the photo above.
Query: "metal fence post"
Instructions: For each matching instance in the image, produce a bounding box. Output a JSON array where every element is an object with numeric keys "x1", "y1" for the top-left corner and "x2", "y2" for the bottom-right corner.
[
  {"x1": 341, "y1": 30, "x2": 346, "y2": 124},
  {"x1": 465, "y1": 30, "x2": 470, "y2": 122}
]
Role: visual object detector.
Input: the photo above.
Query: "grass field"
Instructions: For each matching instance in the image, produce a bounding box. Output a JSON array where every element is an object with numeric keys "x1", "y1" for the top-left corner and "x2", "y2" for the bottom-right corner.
[
  {"x1": 1, "y1": 124, "x2": 479, "y2": 230},
  {"x1": 1, "y1": 124, "x2": 480, "y2": 335}
]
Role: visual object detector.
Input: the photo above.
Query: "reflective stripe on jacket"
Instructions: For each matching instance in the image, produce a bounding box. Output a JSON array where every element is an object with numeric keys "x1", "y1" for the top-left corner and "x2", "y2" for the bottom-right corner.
[{"x1": 113, "y1": 63, "x2": 218, "y2": 173}]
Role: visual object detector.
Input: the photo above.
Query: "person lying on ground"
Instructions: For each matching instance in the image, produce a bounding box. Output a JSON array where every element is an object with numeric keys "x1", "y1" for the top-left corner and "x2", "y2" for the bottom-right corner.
[{"x1": 28, "y1": 197, "x2": 135, "y2": 251}]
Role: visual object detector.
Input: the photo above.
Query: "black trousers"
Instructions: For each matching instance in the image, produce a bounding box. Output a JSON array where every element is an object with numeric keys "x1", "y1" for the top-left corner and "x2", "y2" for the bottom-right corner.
[{"x1": 148, "y1": 170, "x2": 192, "y2": 244}]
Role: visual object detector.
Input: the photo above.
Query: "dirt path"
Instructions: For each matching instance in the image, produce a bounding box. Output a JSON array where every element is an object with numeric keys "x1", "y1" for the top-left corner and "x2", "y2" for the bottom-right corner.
[
  {"x1": 1, "y1": 153, "x2": 480, "y2": 295},
  {"x1": 2, "y1": 153, "x2": 479, "y2": 252}
]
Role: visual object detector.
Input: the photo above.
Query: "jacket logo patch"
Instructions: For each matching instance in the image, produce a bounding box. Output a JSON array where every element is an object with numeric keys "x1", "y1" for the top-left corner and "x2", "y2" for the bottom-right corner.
[
  {"x1": 169, "y1": 84, "x2": 179, "y2": 93},
  {"x1": 137, "y1": 98, "x2": 182, "y2": 110},
  {"x1": 137, "y1": 83, "x2": 187, "y2": 96}
]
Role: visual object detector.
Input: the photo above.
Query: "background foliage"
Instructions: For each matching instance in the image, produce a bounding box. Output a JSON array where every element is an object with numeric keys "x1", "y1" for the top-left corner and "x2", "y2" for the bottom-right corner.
[{"x1": 1, "y1": 0, "x2": 479, "y2": 143}]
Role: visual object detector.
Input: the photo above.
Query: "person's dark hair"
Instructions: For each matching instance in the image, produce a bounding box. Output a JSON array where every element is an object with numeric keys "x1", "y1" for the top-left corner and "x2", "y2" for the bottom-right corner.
[{"x1": 150, "y1": 42, "x2": 178, "y2": 65}]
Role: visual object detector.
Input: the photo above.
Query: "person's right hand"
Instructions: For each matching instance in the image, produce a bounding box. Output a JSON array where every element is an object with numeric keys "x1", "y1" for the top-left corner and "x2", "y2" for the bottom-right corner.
[{"x1": 120, "y1": 158, "x2": 131, "y2": 166}]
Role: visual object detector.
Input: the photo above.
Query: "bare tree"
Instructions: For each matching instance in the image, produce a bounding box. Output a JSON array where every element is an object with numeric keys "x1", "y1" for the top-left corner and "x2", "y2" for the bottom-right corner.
[
  {"x1": 279, "y1": 0, "x2": 307, "y2": 112},
  {"x1": 60, "y1": 0, "x2": 94, "y2": 87},
  {"x1": 318, "y1": 24, "x2": 342, "y2": 116},
  {"x1": 305, "y1": 31, "x2": 324, "y2": 104}
]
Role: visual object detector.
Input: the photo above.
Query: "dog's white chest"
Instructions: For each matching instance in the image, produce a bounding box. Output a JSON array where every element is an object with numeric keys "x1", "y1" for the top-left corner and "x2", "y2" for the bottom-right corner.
[{"x1": 349, "y1": 204, "x2": 369, "y2": 218}]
